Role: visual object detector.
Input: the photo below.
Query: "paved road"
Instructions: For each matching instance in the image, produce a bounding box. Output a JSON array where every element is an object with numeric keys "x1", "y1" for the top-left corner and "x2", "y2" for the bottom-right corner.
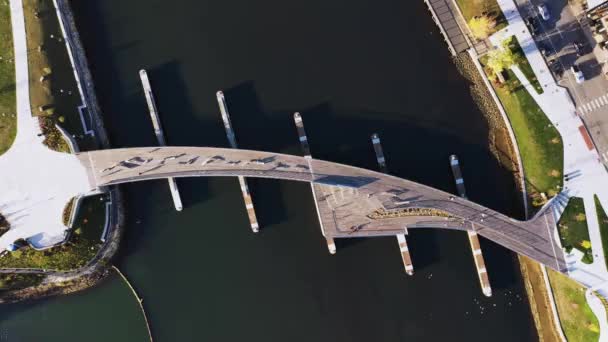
[
  {"x1": 78, "y1": 146, "x2": 568, "y2": 273},
  {"x1": 515, "y1": 0, "x2": 608, "y2": 161}
]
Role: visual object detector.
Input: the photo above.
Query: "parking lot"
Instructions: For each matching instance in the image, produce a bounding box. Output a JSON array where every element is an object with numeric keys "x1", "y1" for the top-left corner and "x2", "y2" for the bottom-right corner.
[{"x1": 515, "y1": 0, "x2": 608, "y2": 162}]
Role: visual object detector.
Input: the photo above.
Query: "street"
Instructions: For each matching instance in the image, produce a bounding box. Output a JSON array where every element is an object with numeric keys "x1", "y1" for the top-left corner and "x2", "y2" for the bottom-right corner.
[{"x1": 515, "y1": 0, "x2": 608, "y2": 162}]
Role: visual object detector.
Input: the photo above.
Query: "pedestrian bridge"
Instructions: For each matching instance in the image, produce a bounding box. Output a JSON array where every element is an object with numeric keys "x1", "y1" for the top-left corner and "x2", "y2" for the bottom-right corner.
[{"x1": 78, "y1": 146, "x2": 567, "y2": 272}]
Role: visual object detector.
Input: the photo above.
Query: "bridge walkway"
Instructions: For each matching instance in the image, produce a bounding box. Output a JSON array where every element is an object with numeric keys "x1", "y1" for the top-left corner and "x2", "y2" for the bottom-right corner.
[{"x1": 423, "y1": 0, "x2": 470, "y2": 55}]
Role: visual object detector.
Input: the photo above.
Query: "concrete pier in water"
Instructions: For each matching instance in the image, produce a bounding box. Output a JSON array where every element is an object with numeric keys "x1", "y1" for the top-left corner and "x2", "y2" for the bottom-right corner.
[
  {"x1": 371, "y1": 134, "x2": 414, "y2": 275},
  {"x1": 216, "y1": 91, "x2": 260, "y2": 233},
  {"x1": 139, "y1": 69, "x2": 183, "y2": 211},
  {"x1": 450, "y1": 155, "x2": 492, "y2": 297},
  {"x1": 293, "y1": 112, "x2": 336, "y2": 254}
]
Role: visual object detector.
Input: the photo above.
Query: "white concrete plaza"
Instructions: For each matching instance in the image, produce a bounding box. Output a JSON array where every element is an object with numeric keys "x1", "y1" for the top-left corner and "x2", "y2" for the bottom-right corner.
[{"x1": 0, "y1": 0, "x2": 92, "y2": 253}]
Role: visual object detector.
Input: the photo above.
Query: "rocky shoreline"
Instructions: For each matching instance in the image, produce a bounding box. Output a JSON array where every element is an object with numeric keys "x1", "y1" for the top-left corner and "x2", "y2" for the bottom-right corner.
[
  {"x1": 453, "y1": 51, "x2": 562, "y2": 341},
  {"x1": 453, "y1": 52, "x2": 524, "y2": 209}
]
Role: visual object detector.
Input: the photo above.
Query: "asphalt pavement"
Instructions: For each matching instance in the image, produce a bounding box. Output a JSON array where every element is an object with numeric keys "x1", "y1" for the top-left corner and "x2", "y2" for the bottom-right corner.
[{"x1": 515, "y1": 0, "x2": 608, "y2": 162}]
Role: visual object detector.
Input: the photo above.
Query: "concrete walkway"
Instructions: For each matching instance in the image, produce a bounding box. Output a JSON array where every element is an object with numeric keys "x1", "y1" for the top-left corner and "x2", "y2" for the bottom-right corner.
[
  {"x1": 489, "y1": 0, "x2": 608, "y2": 287},
  {"x1": 0, "y1": 0, "x2": 92, "y2": 252},
  {"x1": 488, "y1": 0, "x2": 608, "y2": 332},
  {"x1": 587, "y1": 289, "x2": 608, "y2": 342}
]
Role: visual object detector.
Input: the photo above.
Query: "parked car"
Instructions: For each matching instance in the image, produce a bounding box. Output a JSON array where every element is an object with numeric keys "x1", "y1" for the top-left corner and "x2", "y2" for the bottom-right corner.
[
  {"x1": 550, "y1": 61, "x2": 563, "y2": 77},
  {"x1": 538, "y1": 41, "x2": 551, "y2": 57},
  {"x1": 538, "y1": 4, "x2": 550, "y2": 21},
  {"x1": 526, "y1": 16, "x2": 540, "y2": 35},
  {"x1": 571, "y1": 65, "x2": 585, "y2": 83},
  {"x1": 573, "y1": 41, "x2": 585, "y2": 56}
]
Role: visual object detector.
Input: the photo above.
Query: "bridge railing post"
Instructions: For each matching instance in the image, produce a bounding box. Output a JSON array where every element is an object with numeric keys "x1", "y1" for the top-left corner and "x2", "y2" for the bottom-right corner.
[
  {"x1": 371, "y1": 133, "x2": 414, "y2": 276},
  {"x1": 449, "y1": 155, "x2": 492, "y2": 297},
  {"x1": 216, "y1": 91, "x2": 260, "y2": 233},
  {"x1": 293, "y1": 112, "x2": 336, "y2": 254},
  {"x1": 139, "y1": 69, "x2": 183, "y2": 211}
]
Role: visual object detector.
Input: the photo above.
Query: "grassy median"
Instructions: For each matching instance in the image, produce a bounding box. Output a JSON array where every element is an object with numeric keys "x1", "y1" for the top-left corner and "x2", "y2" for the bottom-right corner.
[
  {"x1": 0, "y1": 1, "x2": 17, "y2": 156},
  {"x1": 548, "y1": 270, "x2": 600, "y2": 342},
  {"x1": 557, "y1": 197, "x2": 593, "y2": 264},
  {"x1": 507, "y1": 36, "x2": 544, "y2": 94},
  {"x1": 0, "y1": 195, "x2": 108, "y2": 271},
  {"x1": 595, "y1": 195, "x2": 608, "y2": 269}
]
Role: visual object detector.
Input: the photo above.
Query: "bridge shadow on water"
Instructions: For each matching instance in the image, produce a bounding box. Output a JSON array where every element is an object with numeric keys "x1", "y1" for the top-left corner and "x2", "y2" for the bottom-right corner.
[
  {"x1": 212, "y1": 81, "x2": 525, "y2": 278},
  {"x1": 5, "y1": 1, "x2": 542, "y2": 340},
  {"x1": 68, "y1": 51, "x2": 526, "y2": 287},
  {"x1": 69, "y1": 0, "x2": 524, "y2": 276}
]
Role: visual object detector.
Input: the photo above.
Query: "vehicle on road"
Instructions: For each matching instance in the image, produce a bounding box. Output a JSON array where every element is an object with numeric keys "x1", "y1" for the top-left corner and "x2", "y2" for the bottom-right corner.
[
  {"x1": 538, "y1": 41, "x2": 552, "y2": 57},
  {"x1": 550, "y1": 60, "x2": 563, "y2": 77},
  {"x1": 571, "y1": 65, "x2": 585, "y2": 84},
  {"x1": 538, "y1": 4, "x2": 550, "y2": 21},
  {"x1": 526, "y1": 16, "x2": 540, "y2": 35},
  {"x1": 573, "y1": 41, "x2": 585, "y2": 56}
]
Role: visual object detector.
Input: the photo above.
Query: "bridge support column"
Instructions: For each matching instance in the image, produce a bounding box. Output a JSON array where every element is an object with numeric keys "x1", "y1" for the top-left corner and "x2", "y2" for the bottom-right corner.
[
  {"x1": 293, "y1": 112, "x2": 336, "y2": 254},
  {"x1": 216, "y1": 91, "x2": 260, "y2": 233},
  {"x1": 139, "y1": 69, "x2": 183, "y2": 211},
  {"x1": 371, "y1": 133, "x2": 414, "y2": 275},
  {"x1": 449, "y1": 155, "x2": 492, "y2": 297}
]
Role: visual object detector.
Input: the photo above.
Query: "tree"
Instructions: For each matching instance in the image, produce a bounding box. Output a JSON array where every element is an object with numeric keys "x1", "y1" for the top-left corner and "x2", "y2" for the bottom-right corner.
[
  {"x1": 486, "y1": 40, "x2": 517, "y2": 82},
  {"x1": 469, "y1": 15, "x2": 496, "y2": 40}
]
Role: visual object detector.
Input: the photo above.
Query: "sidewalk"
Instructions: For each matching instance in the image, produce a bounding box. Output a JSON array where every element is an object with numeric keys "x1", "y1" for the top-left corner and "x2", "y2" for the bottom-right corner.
[
  {"x1": 0, "y1": 0, "x2": 92, "y2": 252},
  {"x1": 488, "y1": 0, "x2": 608, "y2": 331}
]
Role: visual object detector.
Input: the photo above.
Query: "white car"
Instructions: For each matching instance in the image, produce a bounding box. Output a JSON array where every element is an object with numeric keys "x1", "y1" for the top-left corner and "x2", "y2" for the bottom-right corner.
[
  {"x1": 538, "y1": 4, "x2": 550, "y2": 21},
  {"x1": 571, "y1": 65, "x2": 585, "y2": 84}
]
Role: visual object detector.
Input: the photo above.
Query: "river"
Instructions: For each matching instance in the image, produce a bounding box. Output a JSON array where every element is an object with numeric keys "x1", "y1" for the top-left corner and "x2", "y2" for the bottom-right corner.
[{"x1": 1, "y1": 0, "x2": 537, "y2": 340}]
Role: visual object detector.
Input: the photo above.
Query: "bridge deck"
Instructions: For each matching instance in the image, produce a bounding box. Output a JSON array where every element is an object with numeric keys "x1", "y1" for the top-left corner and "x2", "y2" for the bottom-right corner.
[{"x1": 78, "y1": 146, "x2": 566, "y2": 272}]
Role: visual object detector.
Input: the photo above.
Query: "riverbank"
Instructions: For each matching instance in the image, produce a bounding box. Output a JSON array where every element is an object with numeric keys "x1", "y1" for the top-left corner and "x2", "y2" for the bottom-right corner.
[
  {"x1": 453, "y1": 53, "x2": 524, "y2": 213},
  {"x1": 518, "y1": 256, "x2": 564, "y2": 342},
  {"x1": 0, "y1": 0, "x2": 123, "y2": 304},
  {"x1": 454, "y1": 50, "x2": 564, "y2": 341}
]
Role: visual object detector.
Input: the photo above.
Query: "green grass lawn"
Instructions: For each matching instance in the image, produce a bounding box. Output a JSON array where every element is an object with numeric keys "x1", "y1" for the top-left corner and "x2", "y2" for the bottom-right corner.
[
  {"x1": 506, "y1": 36, "x2": 544, "y2": 94},
  {"x1": 480, "y1": 60, "x2": 563, "y2": 206},
  {"x1": 558, "y1": 197, "x2": 593, "y2": 263},
  {"x1": 0, "y1": 194, "x2": 109, "y2": 271},
  {"x1": 548, "y1": 270, "x2": 600, "y2": 342},
  {"x1": 455, "y1": 0, "x2": 507, "y2": 33},
  {"x1": 0, "y1": 1, "x2": 17, "y2": 156},
  {"x1": 595, "y1": 195, "x2": 608, "y2": 269}
]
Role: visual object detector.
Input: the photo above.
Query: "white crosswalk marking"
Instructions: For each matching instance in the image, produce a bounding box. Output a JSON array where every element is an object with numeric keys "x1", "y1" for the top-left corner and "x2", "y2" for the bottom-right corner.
[{"x1": 577, "y1": 94, "x2": 608, "y2": 115}]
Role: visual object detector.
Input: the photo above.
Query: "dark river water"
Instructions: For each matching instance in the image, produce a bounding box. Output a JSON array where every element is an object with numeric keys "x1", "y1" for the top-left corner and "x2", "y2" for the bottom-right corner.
[{"x1": 0, "y1": 0, "x2": 538, "y2": 341}]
